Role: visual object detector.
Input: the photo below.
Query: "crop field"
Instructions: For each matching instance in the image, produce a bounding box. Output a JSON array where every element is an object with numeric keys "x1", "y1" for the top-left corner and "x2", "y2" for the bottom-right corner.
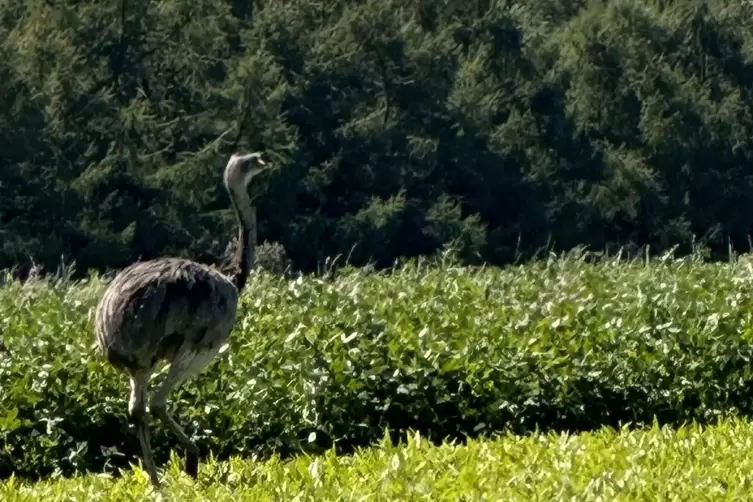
[
  {"x1": 3, "y1": 422, "x2": 753, "y2": 500},
  {"x1": 4, "y1": 251, "x2": 753, "y2": 499}
]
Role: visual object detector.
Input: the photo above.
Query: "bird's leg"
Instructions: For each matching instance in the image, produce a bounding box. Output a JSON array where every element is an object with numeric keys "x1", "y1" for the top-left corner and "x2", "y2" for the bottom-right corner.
[
  {"x1": 129, "y1": 373, "x2": 160, "y2": 487},
  {"x1": 150, "y1": 398, "x2": 200, "y2": 478},
  {"x1": 150, "y1": 347, "x2": 218, "y2": 479}
]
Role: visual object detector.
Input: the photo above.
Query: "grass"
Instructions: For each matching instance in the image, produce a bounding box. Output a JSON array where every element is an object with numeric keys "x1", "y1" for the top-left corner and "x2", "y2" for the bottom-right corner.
[{"x1": 3, "y1": 419, "x2": 753, "y2": 500}]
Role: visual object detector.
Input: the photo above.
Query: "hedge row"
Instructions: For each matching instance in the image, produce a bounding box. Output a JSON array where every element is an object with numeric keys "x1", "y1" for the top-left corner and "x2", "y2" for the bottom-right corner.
[{"x1": 3, "y1": 251, "x2": 753, "y2": 479}]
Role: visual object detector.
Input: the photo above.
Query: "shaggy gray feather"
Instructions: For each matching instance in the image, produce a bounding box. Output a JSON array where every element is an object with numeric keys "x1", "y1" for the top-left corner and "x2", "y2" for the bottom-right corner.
[{"x1": 95, "y1": 257, "x2": 238, "y2": 372}]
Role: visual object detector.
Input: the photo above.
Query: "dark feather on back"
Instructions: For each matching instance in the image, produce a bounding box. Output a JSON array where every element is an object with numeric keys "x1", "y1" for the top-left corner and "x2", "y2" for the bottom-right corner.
[{"x1": 95, "y1": 257, "x2": 238, "y2": 372}]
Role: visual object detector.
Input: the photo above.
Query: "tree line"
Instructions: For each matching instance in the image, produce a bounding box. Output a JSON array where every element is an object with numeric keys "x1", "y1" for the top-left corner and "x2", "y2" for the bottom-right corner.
[{"x1": 1, "y1": 0, "x2": 752, "y2": 276}]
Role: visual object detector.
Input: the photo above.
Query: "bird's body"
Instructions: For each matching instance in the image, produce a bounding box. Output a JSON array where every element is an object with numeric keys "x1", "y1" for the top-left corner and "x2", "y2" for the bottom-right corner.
[
  {"x1": 94, "y1": 152, "x2": 270, "y2": 487},
  {"x1": 96, "y1": 258, "x2": 238, "y2": 374}
]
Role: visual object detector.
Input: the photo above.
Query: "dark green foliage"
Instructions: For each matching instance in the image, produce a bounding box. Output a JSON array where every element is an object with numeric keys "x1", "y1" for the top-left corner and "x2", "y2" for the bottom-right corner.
[
  {"x1": 4, "y1": 254, "x2": 753, "y2": 480},
  {"x1": 3, "y1": 0, "x2": 753, "y2": 274}
]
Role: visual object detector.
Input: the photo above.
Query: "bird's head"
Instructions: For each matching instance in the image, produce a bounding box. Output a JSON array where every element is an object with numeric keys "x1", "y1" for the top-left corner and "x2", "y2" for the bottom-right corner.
[{"x1": 223, "y1": 151, "x2": 270, "y2": 192}]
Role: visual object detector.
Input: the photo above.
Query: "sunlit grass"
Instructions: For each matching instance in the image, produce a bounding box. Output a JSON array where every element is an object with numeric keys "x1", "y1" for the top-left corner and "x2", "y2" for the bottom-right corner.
[{"x1": 4, "y1": 420, "x2": 753, "y2": 500}]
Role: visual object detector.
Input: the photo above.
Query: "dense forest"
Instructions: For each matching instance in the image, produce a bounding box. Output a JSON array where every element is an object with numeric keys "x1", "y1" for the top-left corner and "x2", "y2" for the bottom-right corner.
[{"x1": 1, "y1": 0, "x2": 753, "y2": 276}]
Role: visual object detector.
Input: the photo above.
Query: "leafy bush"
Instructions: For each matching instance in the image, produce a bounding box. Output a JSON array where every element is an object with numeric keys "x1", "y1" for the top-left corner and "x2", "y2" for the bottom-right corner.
[
  {"x1": 254, "y1": 241, "x2": 295, "y2": 276},
  {"x1": 3, "y1": 251, "x2": 753, "y2": 480}
]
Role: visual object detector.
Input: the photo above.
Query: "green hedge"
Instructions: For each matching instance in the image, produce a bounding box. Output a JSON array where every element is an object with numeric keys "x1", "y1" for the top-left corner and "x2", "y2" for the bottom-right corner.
[{"x1": 3, "y1": 252, "x2": 753, "y2": 479}]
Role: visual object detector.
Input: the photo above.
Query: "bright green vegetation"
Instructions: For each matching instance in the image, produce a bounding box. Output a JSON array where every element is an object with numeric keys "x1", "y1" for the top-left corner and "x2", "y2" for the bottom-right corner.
[
  {"x1": 4, "y1": 421, "x2": 753, "y2": 500},
  {"x1": 3, "y1": 252, "x2": 753, "y2": 482}
]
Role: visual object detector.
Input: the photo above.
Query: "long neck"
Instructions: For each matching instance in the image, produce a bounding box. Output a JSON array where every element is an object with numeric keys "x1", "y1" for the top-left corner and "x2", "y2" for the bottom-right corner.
[{"x1": 228, "y1": 186, "x2": 256, "y2": 291}]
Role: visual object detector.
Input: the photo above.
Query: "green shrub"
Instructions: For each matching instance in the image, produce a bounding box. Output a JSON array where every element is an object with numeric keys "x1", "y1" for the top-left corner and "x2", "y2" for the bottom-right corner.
[
  {"x1": 3, "y1": 251, "x2": 753, "y2": 480},
  {"x1": 254, "y1": 241, "x2": 294, "y2": 276}
]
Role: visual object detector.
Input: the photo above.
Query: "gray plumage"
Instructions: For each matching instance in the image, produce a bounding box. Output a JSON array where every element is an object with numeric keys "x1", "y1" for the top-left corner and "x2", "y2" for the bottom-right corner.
[{"x1": 94, "y1": 152, "x2": 269, "y2": 486}]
